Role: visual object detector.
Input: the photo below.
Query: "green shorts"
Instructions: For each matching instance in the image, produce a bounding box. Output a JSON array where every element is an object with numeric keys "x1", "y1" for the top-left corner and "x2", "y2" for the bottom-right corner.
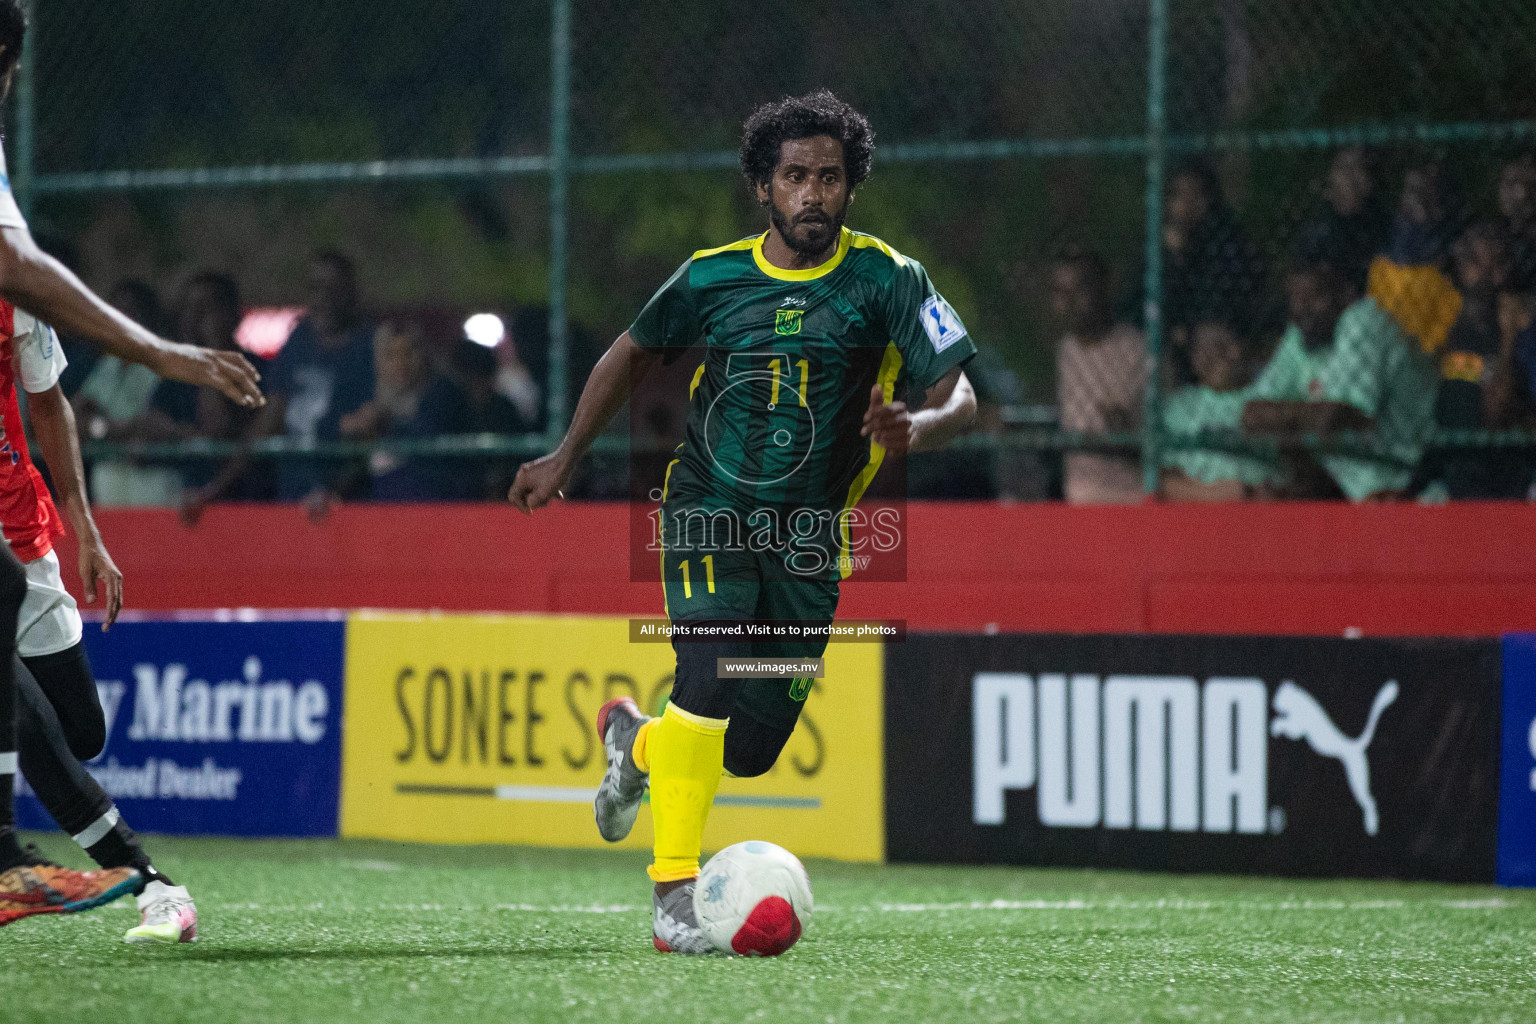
[{"x1": 659, "y1": 504, "x2": 840, "y2": 730}]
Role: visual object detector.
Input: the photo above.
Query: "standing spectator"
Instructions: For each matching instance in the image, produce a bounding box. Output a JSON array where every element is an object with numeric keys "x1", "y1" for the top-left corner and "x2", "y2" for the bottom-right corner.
[
  {"x1": 1291, "y1": 147, "x2": 1391, "y2": 291},
  {"x1": 70, "y1": 279, "x2": 196, "y2": 507},
  {"x1": 1052, "y1": 249, "x2": 1147, "y2": 504},
  {"x1": 1369, "y1": 159, "x2": 1467, "y2": 358},
  {"x1": 1161, "y1": 315, "x2": 1285, "y2": 501},
  {"x1": 1155, "y1": 160, "x2": 1267, "y2": 375},
  {"x1": 175, "y1": 273, "x2": 275, "y2": 523},
  {"x1": 453, "y1": 340, "x2": 528, "y2": 500},
  {"x1": 339, "y1": 320, "x2": 474, "y2": 501},
  {"x1": 258, "y1": 250, "x2": 375, "y2": 501},
  {"x1": 1426, "y1": 222, "x2": 1533, "y2": 498},
  {"x1": 1387, "y1": 159, "x2": 1466, "y2": 268},
  {"x1": 1244, "y1": 260, "x2": 1437, "y2": 501},
  {"x1": 1496, "y1": 153, "x2": 1536, "y2": 287},
  {"x1": 1502, "y1": 287, "x2": 1536, "y2": 444}
]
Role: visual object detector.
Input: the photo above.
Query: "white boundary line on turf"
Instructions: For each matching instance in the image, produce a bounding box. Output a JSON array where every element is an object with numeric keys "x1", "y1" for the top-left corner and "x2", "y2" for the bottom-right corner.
[
  {"x1": 867, "y1": 898, "x2": 1513, "y2": 912},
  {"x1": 218, "y1": 897, "x2": 1515, "y2": 914}
]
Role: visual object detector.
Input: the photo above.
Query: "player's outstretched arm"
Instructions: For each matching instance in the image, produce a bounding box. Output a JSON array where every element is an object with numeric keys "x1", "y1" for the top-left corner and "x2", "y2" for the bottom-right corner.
[
  {"x1": 860, "y1": 366, "x2": 976, "y2": 455},
  {"x1": 509, "y1": 330, "x2": 662, "y2": 513},
  {"x1": 0, "y1": 225, "x2": 264, "y2": 407},
  {"x1": 28, "y1": 382, "x2": 122, "y2": 629}
]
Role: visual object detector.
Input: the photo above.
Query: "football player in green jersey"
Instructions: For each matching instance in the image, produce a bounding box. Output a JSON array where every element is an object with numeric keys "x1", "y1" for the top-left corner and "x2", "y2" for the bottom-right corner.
[{"x1": 509, "y1": 90, "x2": 977, "y2": 954}]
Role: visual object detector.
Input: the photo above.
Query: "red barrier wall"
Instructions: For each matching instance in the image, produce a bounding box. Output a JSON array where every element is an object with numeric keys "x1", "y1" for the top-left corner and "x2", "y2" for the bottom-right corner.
[{"x1": 83, "y1": 501, "x2": 1536, "y2": 637}]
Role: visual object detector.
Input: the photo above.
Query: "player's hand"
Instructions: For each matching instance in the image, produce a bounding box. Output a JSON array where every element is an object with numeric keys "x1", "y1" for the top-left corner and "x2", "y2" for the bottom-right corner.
[
  {"x1": 79, "y1": 536, "x2": 123, "y2": 632},
  {"x1": 509, "y1": 452, "x2": 573, "y2": 514},
  {"x1": 154, "y1": 341, "x2": 266, "y2": 408},
  {"x1": 860, "y1": 384, "x2": 912, "y2": 455}
]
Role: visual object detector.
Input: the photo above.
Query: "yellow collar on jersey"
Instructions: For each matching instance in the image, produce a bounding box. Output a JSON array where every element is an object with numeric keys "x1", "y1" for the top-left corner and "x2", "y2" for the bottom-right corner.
[{"x1": 751, "y1": 226, "x2": 851, "y2": 281}]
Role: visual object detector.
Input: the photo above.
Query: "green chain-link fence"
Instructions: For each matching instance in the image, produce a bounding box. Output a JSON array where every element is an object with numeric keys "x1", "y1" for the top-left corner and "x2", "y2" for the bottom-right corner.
[{"x1": 16, "y1": 0, "x2": 1536, "y2": 501}]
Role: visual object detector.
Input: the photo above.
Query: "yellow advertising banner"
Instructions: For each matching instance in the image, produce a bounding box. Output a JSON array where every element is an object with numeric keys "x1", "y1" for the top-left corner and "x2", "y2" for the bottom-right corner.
[{"x1": 340, "y1": 613, "x2": 884, "y2": 861}]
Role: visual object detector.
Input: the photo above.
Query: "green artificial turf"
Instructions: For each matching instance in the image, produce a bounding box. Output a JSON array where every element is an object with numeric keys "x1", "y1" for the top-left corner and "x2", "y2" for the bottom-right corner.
[{"x1": 4, "y1": 833, "x2": 1535, "y2": 1024}]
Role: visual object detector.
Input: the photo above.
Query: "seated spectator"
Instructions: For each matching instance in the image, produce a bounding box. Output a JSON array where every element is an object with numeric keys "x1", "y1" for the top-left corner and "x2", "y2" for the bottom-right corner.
[
  {"x1": 175, "y1": 272, "x2": 276, "y2": 523},
  {"x1": 1496, "y1": 153, "x2": 1536, "y2": 287},
  {"x1": 1369, "y1": 159, "x2": 1466, "y2": 356},
  {"x1": 453, "y1": 340, "x2": 528, "y2": 500},
  {"x1": 1051, "y1": 248, "x2": 1147, "y2": 504},
  {"x1": 257, "y1": 250, "x2": 375, "y2": 501},
  {"x1": 1425, "y1": 222, "x2": 1534, "y2": 498},
  {"x1": 1160, "y1": 315, "x2": 1286, "y2": 501},
  {"x1": 1243, "y1": 259, "x2": 1437, "y2": 501},
  {"x1": 339, "y1": 320, "x2": 474, "y2": 501},
  {"x1": 71, "y1": 279, "x2": 197, "y2": 507},
  {"x1": 1291, "y1": 146, "x2": 1391, "y2": 292}
]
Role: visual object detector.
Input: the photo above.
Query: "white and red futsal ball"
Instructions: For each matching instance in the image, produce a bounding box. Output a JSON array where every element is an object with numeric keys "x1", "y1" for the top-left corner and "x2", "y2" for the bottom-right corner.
[{"x1": 693, "y1": 841, "x2": 813, "y2": 956}]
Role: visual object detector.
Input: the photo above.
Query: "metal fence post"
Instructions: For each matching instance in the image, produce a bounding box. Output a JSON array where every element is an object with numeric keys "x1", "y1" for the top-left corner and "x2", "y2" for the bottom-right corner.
[
  {"x1": 545, "y1": 0, "x2": 572, "y2": 446},
  {"x1": 1140, "y1": 0, "x2": 1168, "y2": 496},
  {"x1": 13, "y1": 0, "x2": 35, "y2": 220}
]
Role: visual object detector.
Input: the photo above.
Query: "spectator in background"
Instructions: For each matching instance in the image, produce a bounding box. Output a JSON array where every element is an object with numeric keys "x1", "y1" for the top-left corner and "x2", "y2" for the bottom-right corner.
[
  {"x1": 71, "y1": 279, "x2": 196, "y2": 506},
  {"x1": 1424, "y1": 222, "x2": 1534, "y2": 499},
  {"x1": 1244, "y1": 259, "x2": 1436, "y2": 501},
  {"x1": 175, "y1": 272, "x2": 275, "y2": 523},
  {"x1": 1503, "y1": 287, "x2": 1536, "y2": 448},
  {"x1": 1155, "y1": 160, "x2": 1266, "y2": 379},
  {"x1": 1160, "y1": 314, "x2": 1285, "y2": 501},
  {"x1": 1292, "y1": 147, "x2": 1391, "y2": 292},
  {"x1": 494, "y1": 334, "x2": 543, "y2": 429},
  {"x1": 453, "y1": 340, "x2": 527, "y2": 499},
  {"x1": 258, "y1": 250, "x2": 375, "y2": 501},
  {"x1": 1388, "y1": 159, "x2": 1466, "y2": 268},
  {"x1": 1496, "y1": 153, "x2": 1536, "y2": 287},
  {"x1": 339, "y1": 320, "x2": 473, "y2": 501},
  {"x1": 1369, "y1": 158, "x2": 1466, "y2": 359},
  {"x1": 1052, "y1": 248, "x2": 1147, "y2": 504}
]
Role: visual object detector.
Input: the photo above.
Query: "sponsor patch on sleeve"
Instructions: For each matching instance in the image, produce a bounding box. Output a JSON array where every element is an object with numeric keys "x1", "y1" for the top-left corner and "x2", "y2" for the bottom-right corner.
[{"x1": 919, "y1": 295, "x2": 967, "y2": 353}]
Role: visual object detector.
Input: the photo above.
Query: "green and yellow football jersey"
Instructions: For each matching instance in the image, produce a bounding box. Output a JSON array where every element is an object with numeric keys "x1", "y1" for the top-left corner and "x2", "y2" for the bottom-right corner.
[{"x1": 630, "y1": 226, "x2": 977, "y2": 515}]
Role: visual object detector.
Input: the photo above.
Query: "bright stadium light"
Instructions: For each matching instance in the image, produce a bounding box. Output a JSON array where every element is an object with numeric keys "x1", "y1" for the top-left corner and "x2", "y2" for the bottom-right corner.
[{"x1": 464, "y1": 312, "x2": 506, "y2": 348}]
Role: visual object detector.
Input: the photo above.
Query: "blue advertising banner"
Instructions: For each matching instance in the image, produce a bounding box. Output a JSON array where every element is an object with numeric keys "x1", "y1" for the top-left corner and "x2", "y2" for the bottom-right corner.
[
  {"x1": 15, "y1": 617, "x2": 345, "y2": 837},
  {"x1": 1499, "y1": 634, "x2": 1536, "y2": 887}
]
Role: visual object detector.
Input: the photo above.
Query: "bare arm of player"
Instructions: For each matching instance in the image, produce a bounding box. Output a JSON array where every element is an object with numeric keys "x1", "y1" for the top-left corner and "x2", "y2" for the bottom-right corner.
[
  {"x1": 0, "y1": 225, "x2": 264, "y2": 408},
  {"x1": 27, "y1": 383, "x2": 123, "y2": 630},
  {"x1": 508, "y1": 330, "x2": 663, "y2": 513},
  {"x1": 860, "y1": 366, "x2": 976, "y2": 455}
]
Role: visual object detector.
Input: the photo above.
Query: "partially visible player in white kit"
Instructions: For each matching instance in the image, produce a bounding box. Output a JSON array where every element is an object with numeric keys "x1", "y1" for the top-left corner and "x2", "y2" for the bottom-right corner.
[
  {"x1": 0, "y1": 304, "x2": 198, "y2": 941},
  {"x1": 0, "y1": 0, "x2": 262, "y2": 929}
]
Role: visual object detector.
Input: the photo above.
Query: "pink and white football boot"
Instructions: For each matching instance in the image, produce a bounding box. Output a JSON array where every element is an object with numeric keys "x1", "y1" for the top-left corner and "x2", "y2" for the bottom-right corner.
[{"x1": 124, "y1": 880, "x2": 197, "y2": 944}]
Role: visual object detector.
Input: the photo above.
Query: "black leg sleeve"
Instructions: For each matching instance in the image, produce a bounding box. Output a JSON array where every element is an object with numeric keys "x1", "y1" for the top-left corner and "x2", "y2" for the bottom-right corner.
[
  {"x1": 16, "y1": 660, "x2": 112, "y2": 836},
  {"x1": 0, "y1": 545, "x2": 29, "y2": 862},
  {"x1": 22, "y1": 643, "x2": 106, "y2": 761},
  {"x1": 16, "y1": 658, "x2": 154, "y2": 877}
]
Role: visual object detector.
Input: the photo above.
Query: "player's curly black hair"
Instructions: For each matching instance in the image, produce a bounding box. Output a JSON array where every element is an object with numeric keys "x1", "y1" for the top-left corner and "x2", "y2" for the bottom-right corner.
[
  {"x1": 0, "y1": 0, "x2": 23, "y2": 74},
  {"x1": 739, "y1": 89, "x2": 875, "y2": 194}
]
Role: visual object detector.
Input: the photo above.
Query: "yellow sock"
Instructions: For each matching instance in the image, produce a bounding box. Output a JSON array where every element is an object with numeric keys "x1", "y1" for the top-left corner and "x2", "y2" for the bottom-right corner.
[
  {"x1": 631, "y1": 717, "x2": 659, "y2": 773},
  {"x1": 646, "y1": 703, "x2": 727, "y2": 882}
]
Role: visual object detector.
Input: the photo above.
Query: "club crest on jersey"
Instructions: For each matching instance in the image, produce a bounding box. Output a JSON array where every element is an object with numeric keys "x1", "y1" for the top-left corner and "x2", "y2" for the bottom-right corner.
[
  {"x1": 774, "y1": 308, "x2": 804, "y2": 336},
  {"x1": 920, "y1": 295, "x2": 966, "y2": 353}
]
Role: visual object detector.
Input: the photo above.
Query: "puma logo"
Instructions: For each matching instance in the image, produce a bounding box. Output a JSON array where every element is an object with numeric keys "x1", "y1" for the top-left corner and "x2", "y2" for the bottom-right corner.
[{"x1": 1270, "y1": 680, "x2": 1399, "y2": 836}]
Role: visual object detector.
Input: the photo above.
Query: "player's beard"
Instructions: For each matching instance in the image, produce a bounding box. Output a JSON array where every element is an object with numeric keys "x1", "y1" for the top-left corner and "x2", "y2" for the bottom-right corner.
[{"x1": 769, "y1": 197, "x2": 847, "y2": 260}]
